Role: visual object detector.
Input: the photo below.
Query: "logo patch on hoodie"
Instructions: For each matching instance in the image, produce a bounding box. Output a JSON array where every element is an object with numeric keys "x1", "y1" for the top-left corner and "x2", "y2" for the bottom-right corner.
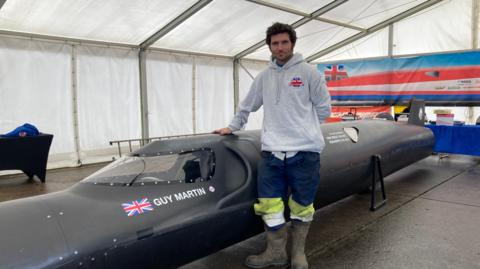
[{"x1": 289, "y1": 76, "x2": 304, "y2": 87}]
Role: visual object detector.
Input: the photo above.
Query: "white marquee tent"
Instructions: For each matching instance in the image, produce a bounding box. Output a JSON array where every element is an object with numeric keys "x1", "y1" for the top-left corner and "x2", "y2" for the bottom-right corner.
[{"x1": 0, "y1": 0, "x2": 479, "y2": 168}]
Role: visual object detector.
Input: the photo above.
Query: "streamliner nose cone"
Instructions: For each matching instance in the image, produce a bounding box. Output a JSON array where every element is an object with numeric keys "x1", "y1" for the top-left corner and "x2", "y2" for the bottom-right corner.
[{"x1": 0, "y1": 197, "x2": 68, "y2": 269}]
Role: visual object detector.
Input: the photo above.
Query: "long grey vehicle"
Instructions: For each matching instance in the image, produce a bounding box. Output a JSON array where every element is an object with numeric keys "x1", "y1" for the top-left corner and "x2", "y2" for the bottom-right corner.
[{"x1": 0, "y1": 114, "x2": 434, "y2": 268}]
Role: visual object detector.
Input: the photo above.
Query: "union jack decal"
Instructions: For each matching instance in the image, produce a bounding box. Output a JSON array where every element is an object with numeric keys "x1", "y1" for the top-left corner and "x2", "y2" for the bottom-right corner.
[
  {"x1": 289, "y1": 76, "x2": 304, "y2": 87},
  {"x1": 122, "y1": 198, "x2": 154, "y2": 217},
  {"x1": 324, "y1": 64, "x2": 348, "y2": 81}
]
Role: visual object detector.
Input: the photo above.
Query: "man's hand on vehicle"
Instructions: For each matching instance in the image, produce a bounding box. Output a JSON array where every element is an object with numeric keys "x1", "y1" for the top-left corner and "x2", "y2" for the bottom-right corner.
[{"x1": 213, "y1": 127, "x2": 233, "y2": 135}]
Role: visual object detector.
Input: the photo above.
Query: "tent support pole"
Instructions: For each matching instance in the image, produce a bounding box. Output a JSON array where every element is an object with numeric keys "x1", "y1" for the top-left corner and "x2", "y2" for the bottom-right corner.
[{"x1": 139, "y1": 49, "x2": 149, "y2": 145}]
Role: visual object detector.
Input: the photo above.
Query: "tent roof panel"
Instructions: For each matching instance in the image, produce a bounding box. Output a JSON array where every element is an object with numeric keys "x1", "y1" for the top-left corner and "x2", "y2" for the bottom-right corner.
[
  {"x1": 0, "y1": 0, "x2": 198, "y2": 44},
  {"x1": 295, "y1": 21, "x2": 360, "y2": 57},
  {"x1": 0, "y1": 0, "x2": 465, "y2": 61},
  {"x1": 321, "y1": 0, "x2": 428, "y2": 28},
  {"x1": 393, "y1": 0, "x2": 472, "y2": 55},
  {"x1": 150, "y1": 0, "x2": 301, "y2": 56},
  {"x1": 258, "y1": 0, "x2": 335, "y2": 14},
  {"x1": 314, "y1": 27, "x2": 389, "y2": 63},
  {"x1": 245, "y1": 21, "x2": 358, "y2": 61}
]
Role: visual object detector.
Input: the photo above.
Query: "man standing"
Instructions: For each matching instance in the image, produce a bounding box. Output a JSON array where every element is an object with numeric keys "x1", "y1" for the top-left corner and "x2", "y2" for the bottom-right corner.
[{"x1": 214, "y1": 22, "x2": 331, "y2": 269}]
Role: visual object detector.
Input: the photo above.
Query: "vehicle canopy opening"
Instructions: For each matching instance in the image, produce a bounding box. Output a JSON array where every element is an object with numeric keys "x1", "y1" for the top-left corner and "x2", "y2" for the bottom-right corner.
[{"x1": 83, "y1": 148, "x2": 215, "y2": 186}]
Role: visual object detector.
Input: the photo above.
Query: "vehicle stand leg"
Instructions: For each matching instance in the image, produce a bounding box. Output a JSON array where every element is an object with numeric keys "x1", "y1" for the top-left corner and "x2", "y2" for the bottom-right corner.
[{"x1": 370, "y1": 155, "x2": 387, "y2": 211}]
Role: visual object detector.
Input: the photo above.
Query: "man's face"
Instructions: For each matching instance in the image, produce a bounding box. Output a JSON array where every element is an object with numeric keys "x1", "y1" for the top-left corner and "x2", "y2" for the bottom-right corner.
[{"x1": 269, "y1": 32, "x2": 294, "y2": 64}]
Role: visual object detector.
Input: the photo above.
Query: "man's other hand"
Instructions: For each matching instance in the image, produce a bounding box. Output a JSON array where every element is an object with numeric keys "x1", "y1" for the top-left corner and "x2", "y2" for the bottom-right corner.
[{"x1": 213, "y1": 127, "x2": 233, "y2": 135}]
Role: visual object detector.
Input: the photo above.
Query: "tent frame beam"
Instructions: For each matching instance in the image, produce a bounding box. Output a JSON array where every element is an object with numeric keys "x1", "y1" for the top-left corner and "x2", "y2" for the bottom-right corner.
[
  {"x1": 0, "y1": 30, "x2": 137, "y2": 48},
  {"x1": 147, "y1": 47, "x2": 232, "y2": 60},
  {"x1": 305, "y1": 0, "x2": 444, "y2": 62},
  {"x1": 139, "y1": 0, "x2": 212, "y2": 49},
  {"x1": 245, "y1": 0, "x2": 366, "y2": 32}
]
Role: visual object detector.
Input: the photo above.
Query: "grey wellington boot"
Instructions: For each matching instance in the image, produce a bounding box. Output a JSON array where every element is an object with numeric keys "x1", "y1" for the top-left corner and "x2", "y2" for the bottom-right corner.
[
  {"x1": 291, "y1": 221, "x2": 311, "y2": 269},
  {"x1": 245, "y1": 225, "x2": 288, "y2": 268}
]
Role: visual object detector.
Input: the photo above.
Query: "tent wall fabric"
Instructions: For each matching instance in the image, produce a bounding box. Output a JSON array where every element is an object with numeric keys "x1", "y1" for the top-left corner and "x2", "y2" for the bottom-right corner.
[
  {"x1": 0, "y1": 37, "x2": 77, "y2": 167},
  {"x1": 0, "y1": 37, "x2": 244, "y2": 167},
  {"x1": 195, "y1": 57, "x2": 234, "y2": 133},
  {"x1": 146, "y1": 52, "x2": 194, "y2": 137},
  {"x1": 145, "y1": 53, "x2": 235, "y2": 137},
  {"x1": 76, "y1": 45, "x2": 141, "y2": 164},
  {"x1": 238, "y1": 60, "x2": 268, "y2": 130}
]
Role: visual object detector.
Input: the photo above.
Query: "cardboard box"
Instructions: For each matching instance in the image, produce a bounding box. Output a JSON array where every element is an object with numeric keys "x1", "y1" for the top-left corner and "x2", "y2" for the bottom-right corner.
[{"x1": 436, "y1": 114, "x2": 454, "y2": 126}]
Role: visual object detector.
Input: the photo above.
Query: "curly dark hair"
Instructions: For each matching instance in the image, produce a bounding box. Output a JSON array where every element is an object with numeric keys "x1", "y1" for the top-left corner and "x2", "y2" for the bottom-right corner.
[{"x1": 265, "y1": 22, "x2": 297, "y2": 46}]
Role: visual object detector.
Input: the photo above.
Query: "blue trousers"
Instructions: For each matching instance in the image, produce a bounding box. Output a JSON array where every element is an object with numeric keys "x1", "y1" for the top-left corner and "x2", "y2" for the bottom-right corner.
[{"x1": 255, "y1": 151, "x2": 321, "y2": 227}]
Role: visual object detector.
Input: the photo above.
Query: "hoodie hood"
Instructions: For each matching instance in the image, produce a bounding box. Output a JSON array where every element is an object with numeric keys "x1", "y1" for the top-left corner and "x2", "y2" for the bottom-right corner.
[{"x1": 269, "y1": 53, "x2": 305, "y2": 70}]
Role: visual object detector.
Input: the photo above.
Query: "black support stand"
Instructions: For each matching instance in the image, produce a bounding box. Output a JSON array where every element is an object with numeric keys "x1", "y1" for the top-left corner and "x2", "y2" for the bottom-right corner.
[{"x1": 370, "y1": 155, "x2": 387, "y2": 211}]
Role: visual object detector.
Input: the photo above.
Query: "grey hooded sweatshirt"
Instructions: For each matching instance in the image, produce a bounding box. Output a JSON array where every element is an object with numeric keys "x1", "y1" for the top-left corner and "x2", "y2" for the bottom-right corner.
[{"x1": 229, "y1": 53, "x2": 331, "y2": 153}]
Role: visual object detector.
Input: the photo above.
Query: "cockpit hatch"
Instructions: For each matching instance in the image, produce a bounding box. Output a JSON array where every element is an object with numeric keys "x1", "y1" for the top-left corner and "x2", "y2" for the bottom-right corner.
[{"x1": 83, "y1": 148, "x2": 215, "y2": 186}]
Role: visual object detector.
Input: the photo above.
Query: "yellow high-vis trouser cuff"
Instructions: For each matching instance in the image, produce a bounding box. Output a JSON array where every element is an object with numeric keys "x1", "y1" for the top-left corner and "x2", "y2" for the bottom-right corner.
[
  {"x1": 254, "y1": 198, "x2": 285, "y2": 227},
  {"x1": 288, "y1": 196, "x2": 315, "y2": 222}
]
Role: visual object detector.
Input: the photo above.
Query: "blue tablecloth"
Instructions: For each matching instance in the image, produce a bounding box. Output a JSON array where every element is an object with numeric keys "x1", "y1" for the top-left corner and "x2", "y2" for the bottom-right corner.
[{"x1": 426, "y1": 124, "x2": 480, "y2": 156}]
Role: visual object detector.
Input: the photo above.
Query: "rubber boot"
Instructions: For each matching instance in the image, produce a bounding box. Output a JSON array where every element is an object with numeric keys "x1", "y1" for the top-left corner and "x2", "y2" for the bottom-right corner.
[
  {"x1": 291, "y1": 221, "x2": 311, "y2": 269},
  {"x1": 245, "y1": 225, "x2": 288, "y2": 268}
]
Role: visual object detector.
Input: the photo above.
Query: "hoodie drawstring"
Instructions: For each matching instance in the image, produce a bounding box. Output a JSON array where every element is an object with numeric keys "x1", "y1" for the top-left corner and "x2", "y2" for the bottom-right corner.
[{"x1": 276, "y1": 69, "x2": 283, "y2": 104}]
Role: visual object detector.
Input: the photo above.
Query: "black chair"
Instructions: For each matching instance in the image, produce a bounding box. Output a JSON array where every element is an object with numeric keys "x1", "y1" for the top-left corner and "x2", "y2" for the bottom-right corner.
[{"x1": 0, "y1": 134, "x2": 53, "y2": 182}]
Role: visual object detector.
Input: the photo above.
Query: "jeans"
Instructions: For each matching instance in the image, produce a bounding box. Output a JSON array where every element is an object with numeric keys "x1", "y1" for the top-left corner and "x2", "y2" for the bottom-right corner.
[{"x1": 258, "y1": 151, "x2": 320, "y2": 204}]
